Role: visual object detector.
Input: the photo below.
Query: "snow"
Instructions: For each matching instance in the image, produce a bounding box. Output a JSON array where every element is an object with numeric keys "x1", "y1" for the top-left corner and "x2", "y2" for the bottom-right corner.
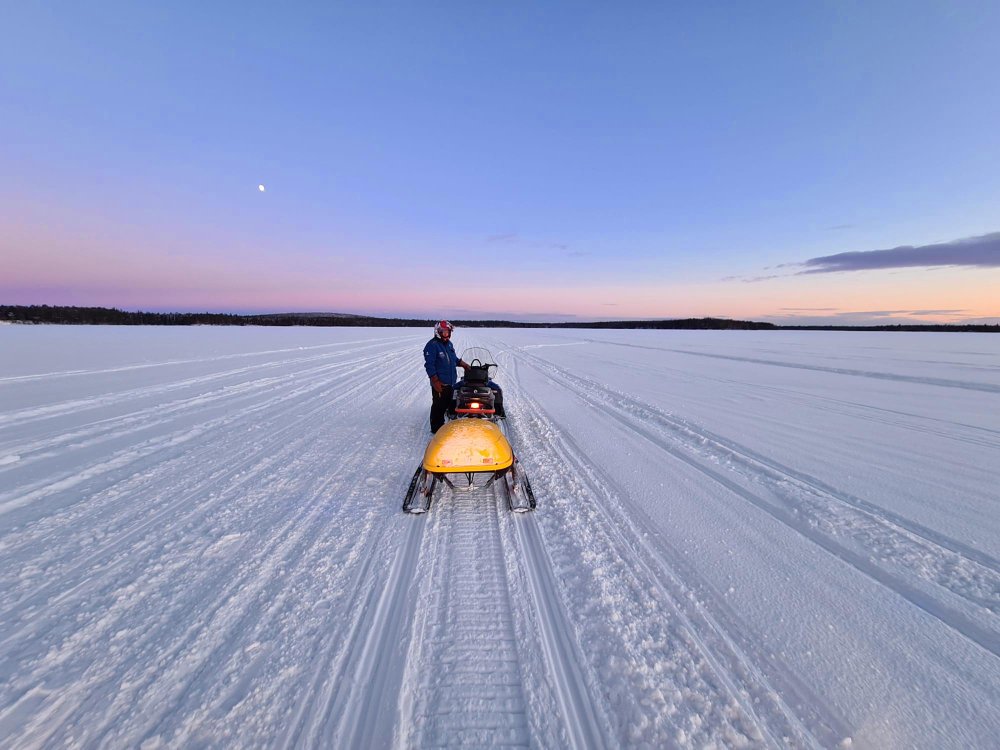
[{"x1": 1, "y1": 325, "x2": 999, "y2": 748}]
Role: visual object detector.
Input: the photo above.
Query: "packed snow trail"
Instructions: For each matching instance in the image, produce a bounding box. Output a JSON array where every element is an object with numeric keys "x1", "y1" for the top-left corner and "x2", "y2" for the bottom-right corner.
[
  {"x1": 2, "y1": 326, "x2": 999, "y2": 748},
  {"x1": 510, "y1": 348, "x2": 1000, "y2": 654},
  {"x1": 402, "y1": 491, "x2": 532, "y2": 747}
]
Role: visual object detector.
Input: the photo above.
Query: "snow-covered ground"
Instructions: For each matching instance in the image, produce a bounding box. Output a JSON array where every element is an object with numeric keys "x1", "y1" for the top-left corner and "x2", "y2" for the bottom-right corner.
[{"x1": 1, "y1": 326, "x2": 999, "y2": 749}]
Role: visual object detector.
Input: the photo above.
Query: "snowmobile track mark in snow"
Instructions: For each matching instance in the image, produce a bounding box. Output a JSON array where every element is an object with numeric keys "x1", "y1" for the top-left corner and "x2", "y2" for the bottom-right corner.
[
  {"x1": 521, "y1": 352, "x2": 1000, "y2": 660},
  {"x1": 0, "y1": 348, "x2": 421, "y2": 748},
  {"x1": 403, "y1": 488, "x2": 532, "y2": 747},
  {"x1": 0, "y1": 345, "x2": 406, "y2": 520},
  {"x1": 520, "y1": 351, "x2": 1000, "y2": 605},
  {"x1": 0, "y1": 351, "x2": 406, "y2": 630},
  {"x1": 319, "y1": 520, "x2": 425, "y2": 748},
  {"x1": 513, "y1": 513, "x2": 611, "y2": 749},
  {"x1": 506, "y1": 347, "x2": 845, "y2": 746}
]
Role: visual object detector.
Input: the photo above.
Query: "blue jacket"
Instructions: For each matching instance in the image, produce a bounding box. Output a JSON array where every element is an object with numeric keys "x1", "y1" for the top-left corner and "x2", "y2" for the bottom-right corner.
[{"x1": 423, "y1": 336, "x2": 460, "y2": 386}]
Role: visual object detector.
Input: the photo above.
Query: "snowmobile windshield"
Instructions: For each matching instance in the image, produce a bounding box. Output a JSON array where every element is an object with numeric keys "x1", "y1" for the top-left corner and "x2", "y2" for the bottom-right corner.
[{"x1": 460, "y1": 348, "x2": 498, "y2": 379}]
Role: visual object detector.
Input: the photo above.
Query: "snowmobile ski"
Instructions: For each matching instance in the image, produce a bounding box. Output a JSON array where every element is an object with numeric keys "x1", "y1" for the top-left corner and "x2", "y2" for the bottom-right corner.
[{"x1": 402, "y1": 467, "x2": 434, "y2": 514}]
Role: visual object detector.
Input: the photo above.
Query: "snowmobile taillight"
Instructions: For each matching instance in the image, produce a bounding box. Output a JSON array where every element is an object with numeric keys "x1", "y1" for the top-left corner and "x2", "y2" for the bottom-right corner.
[
  {"x1": 470, "y1": 402, "x2": 480, "y2": 409},
  {"x1": 456, "y1": 405, "x2": 495, "y2": 415}
]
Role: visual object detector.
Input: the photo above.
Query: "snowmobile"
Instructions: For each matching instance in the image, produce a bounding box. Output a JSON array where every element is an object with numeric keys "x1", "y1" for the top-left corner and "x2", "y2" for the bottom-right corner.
[{"x1": 403, "y1": 348, "x2": 537, "y2": 514}]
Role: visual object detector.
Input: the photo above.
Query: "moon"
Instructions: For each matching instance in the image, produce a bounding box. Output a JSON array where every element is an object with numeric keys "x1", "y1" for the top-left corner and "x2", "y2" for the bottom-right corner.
[{"x1": 258, "y1": 184, "x2": 266, "y2": 192}]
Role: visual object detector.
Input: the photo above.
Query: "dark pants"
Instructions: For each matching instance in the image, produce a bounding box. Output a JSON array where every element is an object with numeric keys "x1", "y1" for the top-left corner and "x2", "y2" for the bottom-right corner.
[
  {"x1": 430, "y1": 385, "x2": 453, "y2": 433},
  {"x1": 492, "y1": 386, "x2": 505, "y2": 418}
]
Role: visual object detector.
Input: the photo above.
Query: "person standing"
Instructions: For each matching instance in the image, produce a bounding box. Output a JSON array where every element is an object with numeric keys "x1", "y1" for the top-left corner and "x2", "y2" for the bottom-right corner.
[{"x1": 423, "y1": 320, "x2": 469, "y2": 433}]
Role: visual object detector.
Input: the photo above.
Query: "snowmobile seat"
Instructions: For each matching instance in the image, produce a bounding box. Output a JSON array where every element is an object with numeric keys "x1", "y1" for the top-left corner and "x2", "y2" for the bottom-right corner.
[{"x1": 465, "y1": 364, "x2": 491, "y2": 385}]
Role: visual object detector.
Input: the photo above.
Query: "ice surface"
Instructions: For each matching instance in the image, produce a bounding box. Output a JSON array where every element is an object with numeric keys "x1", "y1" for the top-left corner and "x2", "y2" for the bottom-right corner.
[{"x1": 1, "y1": 326, "x2": 999, "y2": 748}]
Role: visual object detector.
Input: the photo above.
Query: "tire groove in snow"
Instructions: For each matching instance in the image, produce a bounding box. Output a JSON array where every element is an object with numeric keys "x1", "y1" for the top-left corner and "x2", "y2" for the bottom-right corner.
[
  {"x1": 0, "y1": 349, "x2": 390, "y2": 470},
  {"x1": 0, "y1": 345, "x2": 405, "y2": 519},
  {"x1": 5, "y1": 329, "x2": 995, "y2": 748},
  {"x1": 615, "y1": 353, "x2": 1000, "y2": 450},
  {"x1": 318, "y1": 519, "x2": 425, "y2": 748},
  {"x1": 512, "y1": 376, "x2": 849, "y2": 747},
  {"x1": 14, "y1": 384, "x2": 409, "y2": 747},
  {"x1": 0, "y1": 335, "x2": 416, "y2": 385},
  {"x1": 500, "y1": 357, "x2": 788, "y2": 747},
  {"x1": 662, "y1": 363, "x2": 998, "y2": 571},
  {"x1": 572, "y1": 337, "x2": 1000, "y2": 395},
  {"x1": 521, "y1": 352, "x2": 1000, "y2": 659},
  {"x1": 402, "y1": 487, "x2": 531, "y2": 748},
  {"x1": 202, "y1": 381, "x2": 428, "y2": 748},
  {"x1": 0, "y1": 336, "x2": 411, "y2": 428},
  {"x1": 0, "y1": 352, "x2": 424, "y2": 747},
  {"x1": 0, "y1": 349, "x2": 404, "y2": 628},
  {"x1": 125, "y1": 393, "x2": 425, "y2": 749},
  {"x1": 276, "y1": 402, "x2": 426, "y2": 749},
  {"x1": 512, "y1": 514, "x2": 611, "y2": 749}
]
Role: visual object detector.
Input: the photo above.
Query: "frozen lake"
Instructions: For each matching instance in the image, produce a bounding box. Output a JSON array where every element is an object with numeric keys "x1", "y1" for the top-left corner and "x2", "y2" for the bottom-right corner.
[{"x1": 1, "y1": 326, "x2": 999, "y2": 748}]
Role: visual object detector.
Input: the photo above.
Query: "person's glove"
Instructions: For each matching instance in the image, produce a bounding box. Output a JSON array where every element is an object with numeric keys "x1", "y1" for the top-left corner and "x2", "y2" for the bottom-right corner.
[{"x1": 430, "y1": 375, "x2": 443, "y2": 394}]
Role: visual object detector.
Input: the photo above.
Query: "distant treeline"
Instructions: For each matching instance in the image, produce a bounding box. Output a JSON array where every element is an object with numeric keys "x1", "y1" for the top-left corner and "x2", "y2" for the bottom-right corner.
[
  {"x1": 2, "y1": 305, "x2": 997, "y2": 332},
  {"x1": 775, "y1": 324, "x2": 1000, "y2": 332},
  {"x1": 1, "y1": 305, "x2": 438, "y2": 327},
  {"x1": 0, "y1": 306, "x2": 774, "y2": 329}
]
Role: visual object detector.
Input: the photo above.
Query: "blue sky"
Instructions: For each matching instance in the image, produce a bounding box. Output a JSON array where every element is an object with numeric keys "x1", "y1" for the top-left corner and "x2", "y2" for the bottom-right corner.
[{"x1": 2, "y1": 1, "x2": 999, "y2": 323}]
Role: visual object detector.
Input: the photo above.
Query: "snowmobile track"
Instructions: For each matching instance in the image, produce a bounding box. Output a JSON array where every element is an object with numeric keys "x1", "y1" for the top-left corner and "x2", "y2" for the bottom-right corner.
[
  {"x1": 66, "y1": 381, "x2": 418, "y2": 748},
  {"x1": 493, "y1": 345, "x2": 826, "y2": 746},
  {"x1": 0, "y1": 350, "x2": 406, "y2": 631},
  {"x1": 5, "y1": 329, "x2": 998, "y2": 749},
  {"x1": 572, "y1": 336, "x2": 1000, "y2": 394},
  {"x1": 511, "y1": 393, "x2": 833, "y2": 747},
  {"x1": 316, "y1": 520, "x2": 425, "y2": 748},
  {"x1": 0, "y1": 344, "x2": 425, "y2": 748},
  {"x1": 519, "y1": 351, "x2": 1000, "y2": 659},
  {"x1": 511, "y1": 513, "x2": 611, "y2": 749},
  {"x1": 403, "y1": 488, "x2": 533, "y2": 747},
  {"x1": 0, "y1": 345, "x2": 405, "y2": 518}
]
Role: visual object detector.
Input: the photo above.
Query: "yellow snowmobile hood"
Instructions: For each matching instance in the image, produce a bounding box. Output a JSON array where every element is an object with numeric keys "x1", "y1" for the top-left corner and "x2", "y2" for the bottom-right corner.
[{"x1": 422, "y1": 419, "x2": 514, "y2": 473}]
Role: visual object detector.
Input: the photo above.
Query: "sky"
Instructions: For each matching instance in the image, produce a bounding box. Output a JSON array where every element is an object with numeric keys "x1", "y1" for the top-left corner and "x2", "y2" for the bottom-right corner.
[{"x1": 2, "y1": 1, "x2": 999, "y2": 325}]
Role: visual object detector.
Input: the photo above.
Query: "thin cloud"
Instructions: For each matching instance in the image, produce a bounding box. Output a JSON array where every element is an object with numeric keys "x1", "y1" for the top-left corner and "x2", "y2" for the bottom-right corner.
[
  {"x1": 740, "y1": 274, "x2": 784, "y2": 283},
  {"x1": 834, "y1": 310, "x2": 913, "y2": 317},
  {"x1": 763, "y1": 309, "x2": 980, "y2": 326},
  {"x1": 800, "y1": 232, "x2": 1000, "y2": 274},
  {"x1": 443, "y1": 308, "x2": 584, "y2": 322},
  {"x1": 825, "y1": 223, "x2": 855, "y2": 231},
  {"x1": 828, "y1": 309, "x2": 965, "y2": 318},
  {"x1": 486, "y1": 233, "x2": 518, "y2": 243},
  {"x1": 780, "y1": 307, "x2": 839, "y2": 312}
]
